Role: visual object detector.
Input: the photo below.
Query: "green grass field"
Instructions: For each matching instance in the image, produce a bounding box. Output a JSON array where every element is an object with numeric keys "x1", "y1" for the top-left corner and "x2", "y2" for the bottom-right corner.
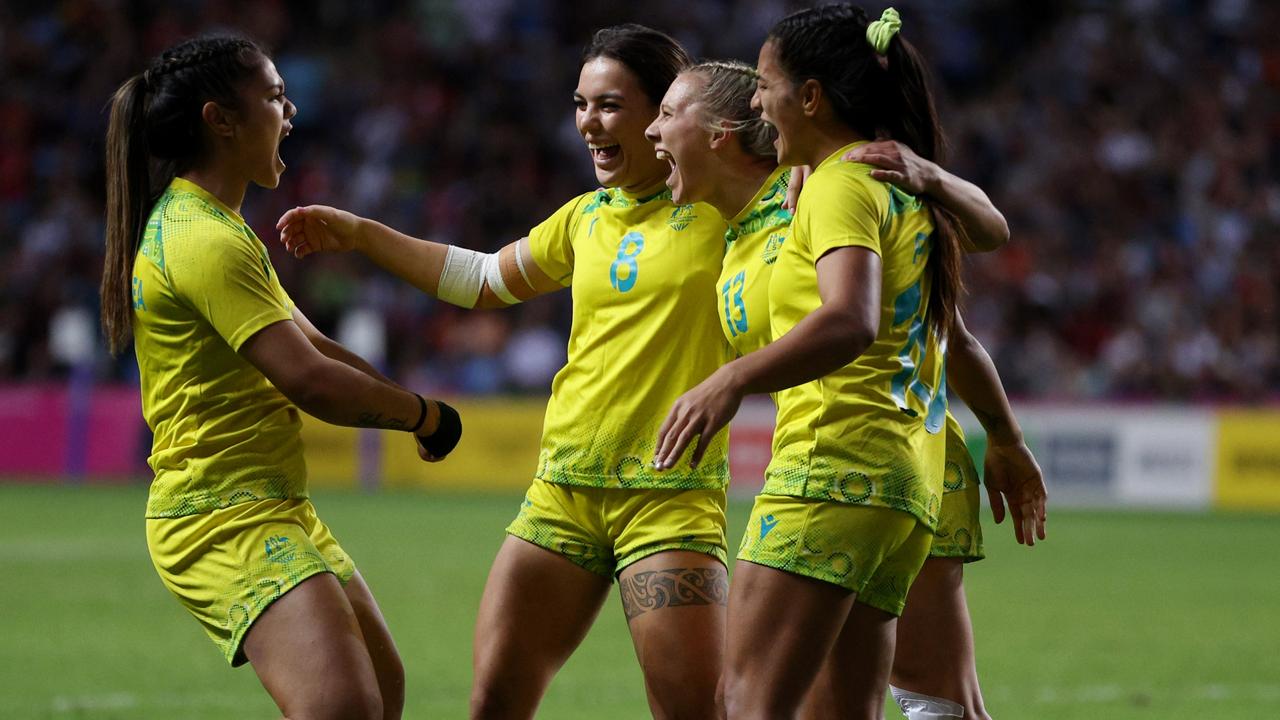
[{"x1": 2, "y1": 484, "x2": 1277, "y2": 719}]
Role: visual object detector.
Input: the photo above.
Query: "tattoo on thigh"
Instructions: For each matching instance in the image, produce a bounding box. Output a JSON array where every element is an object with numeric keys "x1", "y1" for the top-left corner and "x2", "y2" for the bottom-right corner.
[{"x1": 619, "y1": 566, "x2": 729, "y2": 620}]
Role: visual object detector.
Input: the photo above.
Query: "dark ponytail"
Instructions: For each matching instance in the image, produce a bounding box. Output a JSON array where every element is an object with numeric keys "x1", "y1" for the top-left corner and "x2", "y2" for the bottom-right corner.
[
  {"x1": 100, "y1": 34, "x2": 264, "y2": 354},
  {"x1": 881, "y1": 29, "x2": 965, "y2": 340},
  {"x1": 102, "y1": 75, "x2": 152, "y2": 355},
  {"x1": 768, "y1": 4, "x2": 964, "y2": 338}
]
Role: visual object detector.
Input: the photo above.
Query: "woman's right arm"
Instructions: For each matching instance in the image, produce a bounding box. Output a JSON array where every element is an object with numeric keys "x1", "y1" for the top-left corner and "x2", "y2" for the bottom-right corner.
[
  {"x1": 239, "y1": 318, "x2": 457, "y2": 460},
  {"x1": 276, "y1": 206, "x2": 563, "y2": 308}
]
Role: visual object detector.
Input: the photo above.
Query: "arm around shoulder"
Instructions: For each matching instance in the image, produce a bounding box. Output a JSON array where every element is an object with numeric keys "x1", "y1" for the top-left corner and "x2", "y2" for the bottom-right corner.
[
  {"x1": 842, "y1": 140, "x2": 1009, "y2": 252},
  {"x1": 927, "y1": 170, "x2": 1010, "y2": 253}
]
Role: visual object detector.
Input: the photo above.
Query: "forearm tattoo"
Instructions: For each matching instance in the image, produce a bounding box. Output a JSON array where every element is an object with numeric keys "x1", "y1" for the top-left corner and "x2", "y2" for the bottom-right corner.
[
  {"x1": 972, "y1": 406, "x2": 1009, "y2": 438},
  {"x1": 355, "y1": 412, "x2": 409, "y2": 431},
  {"x1": 619, "y1": 566, "x2": 729, "y2": 620}
]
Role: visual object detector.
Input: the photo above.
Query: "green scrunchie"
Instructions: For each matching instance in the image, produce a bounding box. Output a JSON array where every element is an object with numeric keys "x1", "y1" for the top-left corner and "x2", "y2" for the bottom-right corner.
[{"x1": 866, "y1": 7, "x2": 901, "y2": 55}]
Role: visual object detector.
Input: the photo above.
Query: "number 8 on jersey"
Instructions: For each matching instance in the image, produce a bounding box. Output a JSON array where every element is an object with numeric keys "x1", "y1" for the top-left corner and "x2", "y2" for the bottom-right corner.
[{"x1": 610, "y1": 232, "x2": 645, "y2": 292}]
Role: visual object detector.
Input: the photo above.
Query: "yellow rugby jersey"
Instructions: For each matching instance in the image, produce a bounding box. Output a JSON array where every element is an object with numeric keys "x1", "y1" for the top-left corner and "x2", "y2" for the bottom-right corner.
[
  {"x1": 718, "y1": 166, "x2": 792, "y2": 356},
  {"x1": 527, "y1": 182, "x2": 732, "y2": 489},
  {"x1": 132, "y1": 177, "x2": 305, "y2": 518},
  {"x1": 765, "y1": 142, "x2": 948, "y2": 528}
]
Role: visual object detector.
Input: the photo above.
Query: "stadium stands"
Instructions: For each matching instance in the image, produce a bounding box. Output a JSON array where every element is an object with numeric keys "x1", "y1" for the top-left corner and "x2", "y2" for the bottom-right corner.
[{"x1": 1, "y1": 0, "x2": 1275, "y2": 400}]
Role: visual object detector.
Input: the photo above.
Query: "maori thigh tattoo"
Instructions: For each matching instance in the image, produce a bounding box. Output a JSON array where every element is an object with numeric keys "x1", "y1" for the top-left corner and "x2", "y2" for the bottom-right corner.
[{"x1": 619, "y1": 566, "x2": 729, "y2": 620}]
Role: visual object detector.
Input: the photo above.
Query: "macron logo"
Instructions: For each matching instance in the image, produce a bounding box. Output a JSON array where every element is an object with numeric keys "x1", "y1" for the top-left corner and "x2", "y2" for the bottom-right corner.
[{"x1": 759, "y1": 514, "x2": 779, "y2": 540}]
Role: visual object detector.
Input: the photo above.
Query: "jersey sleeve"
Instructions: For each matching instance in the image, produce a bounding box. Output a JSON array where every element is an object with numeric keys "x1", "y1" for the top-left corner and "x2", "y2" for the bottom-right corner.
[
  {"x1": 800, "y1": 165, "x2": 889, "y2": 260},
  {"x1": 166, "y1": 224, "x2": 294, "y2": 351},
  {"x1": 526, "y1": 192, "x2": 594, "y2": 286}
]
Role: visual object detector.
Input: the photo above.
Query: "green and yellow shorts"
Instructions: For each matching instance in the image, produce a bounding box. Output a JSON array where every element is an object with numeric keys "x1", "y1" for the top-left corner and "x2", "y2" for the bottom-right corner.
[
  {"x1": 930, "y1": 430, "x2": 986, "y2": 562},
  {"x1": 737, "y1": 495, "x2": 932, "y2": 616},
  {"x1": 506, "y1": 478, "x2": 728, "y2": 579},
  {"x1": 145, "y1": 497, "x2": 355, "y2": 666}
]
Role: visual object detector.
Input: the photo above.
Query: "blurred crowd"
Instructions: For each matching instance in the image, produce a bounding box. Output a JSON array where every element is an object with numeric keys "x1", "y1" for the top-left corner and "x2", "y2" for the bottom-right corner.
[{"x1": 1, "y1": 0, "x2": 1276, "y2": 400}]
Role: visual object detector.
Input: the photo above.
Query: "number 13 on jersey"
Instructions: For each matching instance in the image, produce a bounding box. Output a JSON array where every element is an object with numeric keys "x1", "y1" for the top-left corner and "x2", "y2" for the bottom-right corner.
[{"x1": 721, "y1": 270, "x2": 748, "y2": 337}]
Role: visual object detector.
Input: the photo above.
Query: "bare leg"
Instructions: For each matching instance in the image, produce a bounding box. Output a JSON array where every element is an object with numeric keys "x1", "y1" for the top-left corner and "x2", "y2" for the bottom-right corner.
[
  {"x1": 343, "y1": 571, "x2": 406, "y2": 720},
  {"x1": 470, "y1": 536, "x2": 611, "y2": 720},
  {"x1": 723, "y1": 560, "x2": 862, "y2": 720},
  {"x1": 243, "y1": 572, "x2": 384, "y2": 720},
  {"x1": 892, "y1": 558, "x2": 990, "y2": 719},
  {"x1": 620, "y1": 550, "x2": 728, "y2": 719},
  {"x1": 799, "y1": 601, "x2": 898, "y2": 720}
]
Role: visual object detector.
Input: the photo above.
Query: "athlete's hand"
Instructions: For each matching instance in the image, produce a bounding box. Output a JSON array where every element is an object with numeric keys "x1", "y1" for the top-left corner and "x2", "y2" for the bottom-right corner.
[
  {"x1": 782, "y1": 165, "x2": 812, "y2": 211},
  {"x1": 276, "y1": 205, "x2": 364, "y2": 258},
  {"x1": 983, "y1": 440, "x2": 1047, "y2": 546},
  {"x1": 653, "y1": 366, "x2": 745, "y2": 471},
  {"x1": 415, "y1": 400, "x2": 462, "y2": 463},
  {"x1": 843, "y1": 140, "x2": 938, "y2": 196}
]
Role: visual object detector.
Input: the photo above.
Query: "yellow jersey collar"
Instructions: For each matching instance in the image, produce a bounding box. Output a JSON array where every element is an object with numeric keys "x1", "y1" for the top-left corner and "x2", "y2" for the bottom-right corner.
[
  {"x1": 615, "y1": 179, "x2": 670, "y2": 204},
  {"x1": 729, "y1": 165, "x2": 789, "y2": 229},
  {"x1": 815, "y1": 140, "x2": 871, "y2": 173},
  {"x1": 169, "y1": 177, "x2": 245, "y2": 223}
]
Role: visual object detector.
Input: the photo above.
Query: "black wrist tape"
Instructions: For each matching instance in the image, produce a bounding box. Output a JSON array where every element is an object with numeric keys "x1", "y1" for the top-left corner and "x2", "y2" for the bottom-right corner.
[
  {"x1": 409, "y1": 394, "x2": 428, "y2": 434},
  {"x1": 418, "y1": 401, "x2": 462, "y2": 458}
]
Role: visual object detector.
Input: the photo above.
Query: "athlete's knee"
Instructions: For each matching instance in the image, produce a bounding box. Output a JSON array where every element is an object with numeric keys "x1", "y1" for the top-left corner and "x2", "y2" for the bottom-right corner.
[
  {"x1": 714, "y1": 674, "x2": 728, "y2": 720},
  {"x1": 644, "y1": 669, "x2": 720, "y2": 720},
  {"x1": 918, "y1": 556, "x2": 965, "y2": 586},
  {"x1": 470, "y1": 670, "x2": 542, "y2": 720},
  {"x1": 468, "y1": 685, "x2": 510, "y2": 720},
  {"x1": 286, "y1": 680, "x2": 384, "y2": 720},
  {"x1": 890, "y1": 685, "x2": 965, "y2": 719},
  {"x1": 723, "y1": 671, "x2": 797, "y2": 720},
  {"x1": 889, "y1": 651, "x2": 933, "y2": 692},
  {"x1": 378, "y1": 652, "x2": 406, "y2": 720},
  {"x1": 469, "y1": 688, "x2": 531, "y2": 720}
]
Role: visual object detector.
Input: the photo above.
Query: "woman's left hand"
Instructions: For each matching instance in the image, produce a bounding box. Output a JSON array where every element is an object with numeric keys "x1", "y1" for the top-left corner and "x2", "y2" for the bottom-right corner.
[
  {"x1": 983, "y1": 440, "x2": 1048, "y2": 546},
  {"x1": 654, "y1": 367, "x2": 745, "y2": 471}
]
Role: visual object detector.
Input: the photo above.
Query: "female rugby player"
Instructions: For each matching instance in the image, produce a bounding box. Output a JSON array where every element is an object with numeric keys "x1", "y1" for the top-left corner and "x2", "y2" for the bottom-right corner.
[
  {"x1": 646, "y1": 57, "x2": 1045, "y2": 719},
  {"x1": 651, "y1": 6, "x2": 1044, "y2": 717},
  {"x1": 102, "y1": 34, "x2": 459, "y2": 720},
  {"x1": 277, "y1": 25, "x2": 733, "y2": 720}
]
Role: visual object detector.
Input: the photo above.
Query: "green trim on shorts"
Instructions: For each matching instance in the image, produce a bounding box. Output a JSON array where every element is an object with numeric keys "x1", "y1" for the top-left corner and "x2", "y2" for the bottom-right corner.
[
  {"x1": 614, "y1": 541, "x2": 728, "y2": 577},
  {"x1": 504, "y1": 528, "x2": 727, "y2": 582},
  {"x1": 929, "y1": 484, "x2": 985, "y2": 563},
  {"x1": 735, "y1": 496, "x2": 930, "y2": 616},
  {"x1": 504, "y1": 479, "x2": 728, "y2": 582},
  {"x1": 147, "y1": 498, "x2": 357, "y2": 667},
  {"x1": 505, "y1": 525, "x2": 616, "y2": 579},
  {"x1": 229, "y1": 566, "x2": 334, "y2": 666},
  {"x1": 927, "y1": 535, "x2": 986, "y2": 563}
]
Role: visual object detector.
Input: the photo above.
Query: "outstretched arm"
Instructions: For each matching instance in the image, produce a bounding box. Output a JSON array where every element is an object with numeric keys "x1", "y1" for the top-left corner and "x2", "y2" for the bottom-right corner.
[
  {"x1": 844, "y1": 140, "x2": 1009, "y2": 252},
  {"x1": 947, "y1": 312, "x2": 1047, "y2": 545},
  {"x1": 276, "y1": 206, "x2": 564, "y2": 309}
]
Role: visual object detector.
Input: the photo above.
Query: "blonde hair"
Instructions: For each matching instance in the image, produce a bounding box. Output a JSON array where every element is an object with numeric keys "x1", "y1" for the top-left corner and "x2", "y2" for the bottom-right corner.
[{"x1": 684, "y1": 60, "x2": 776, "y2": 160}]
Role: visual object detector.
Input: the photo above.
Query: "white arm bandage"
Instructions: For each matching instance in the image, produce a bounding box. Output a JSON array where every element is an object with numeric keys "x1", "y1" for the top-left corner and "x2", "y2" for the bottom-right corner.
[
  {"x1": 513, "y1": 238, "x2": 534, "y2": 289},
  {"x1": 437, "y1": 245, "x2": 522, "y2": 308}
]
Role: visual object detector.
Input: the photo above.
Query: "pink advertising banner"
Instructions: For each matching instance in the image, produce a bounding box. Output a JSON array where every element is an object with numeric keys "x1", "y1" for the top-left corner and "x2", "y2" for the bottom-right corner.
[{"x1": 0, "y1": 384, "x2": 148, "y2": 480}]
